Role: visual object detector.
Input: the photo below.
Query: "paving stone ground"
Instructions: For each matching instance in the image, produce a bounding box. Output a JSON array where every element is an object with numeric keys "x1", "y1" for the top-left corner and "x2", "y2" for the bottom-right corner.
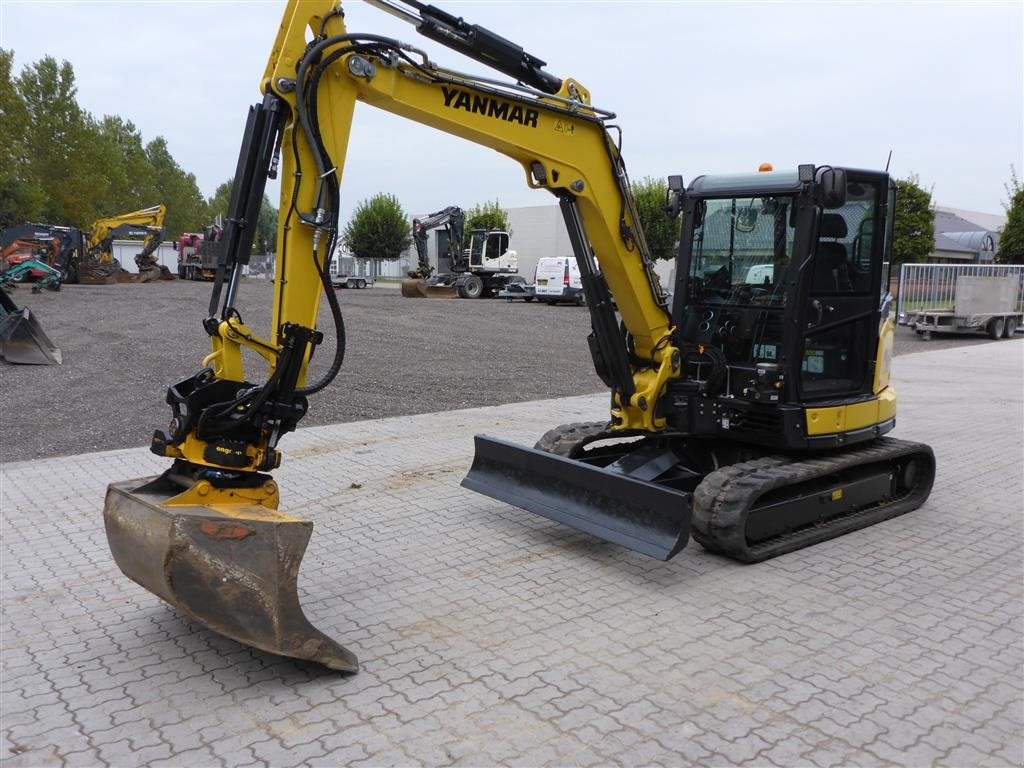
[{"x1": 2, "y1": 341, "x2": 1022, "y2": 767}]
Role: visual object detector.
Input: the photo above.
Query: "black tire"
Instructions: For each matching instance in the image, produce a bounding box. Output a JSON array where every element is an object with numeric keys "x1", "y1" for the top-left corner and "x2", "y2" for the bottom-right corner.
[
  {"x1": 987, "y1": 316, "x2": 1005, "y2": 340},
  {"x1": 461, "y1": 274, "x2": 484, "y2": 299},
  {"x1": 1004, "y1": 316, "x2": 1017, "y2": 338},
  {"x1": 525, "y1": 297, "x2": 534, "y2": 302},
  {"x1": 357, "y1": 279, "x2": 366, "y2": 289}
]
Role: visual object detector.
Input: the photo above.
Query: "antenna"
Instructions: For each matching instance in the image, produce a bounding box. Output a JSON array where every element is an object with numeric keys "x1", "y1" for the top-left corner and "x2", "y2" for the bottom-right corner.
[{"x1": 885, "y1": 150, "x2": 893, "y2": 173}]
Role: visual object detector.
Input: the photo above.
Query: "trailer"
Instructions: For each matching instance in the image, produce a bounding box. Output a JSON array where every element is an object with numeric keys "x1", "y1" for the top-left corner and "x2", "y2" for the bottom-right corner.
[
  {"x1": 497, "y1": 276, "x2": 535, "y2": 302},
  {"x1": 331, "y1": 255, "x2": 374, "y2": 288},
  {"x1": 332, "y1": 274, "x2": 374, "y2": 289},
  {"x1": 903, "y1": 272, "x2": 1022, "y2": 340}
]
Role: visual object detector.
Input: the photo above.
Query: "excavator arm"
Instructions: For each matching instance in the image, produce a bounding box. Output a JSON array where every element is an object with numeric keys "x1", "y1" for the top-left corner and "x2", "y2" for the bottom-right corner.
[
  {"x1": 410, "y1": 205, "x2": 464, "y2": 278},
  {"x1": 103, "y1": 0, "x2": 683, "y2": 672},
  {"x1": 88, "y1": 205, "x2": 166, "y2": 259}
]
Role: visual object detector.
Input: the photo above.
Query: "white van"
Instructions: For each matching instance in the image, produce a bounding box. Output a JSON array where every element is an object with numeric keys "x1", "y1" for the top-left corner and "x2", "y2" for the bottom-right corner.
[{"x1": 533, "y1": 256, "x2": 584, "y2": 305}]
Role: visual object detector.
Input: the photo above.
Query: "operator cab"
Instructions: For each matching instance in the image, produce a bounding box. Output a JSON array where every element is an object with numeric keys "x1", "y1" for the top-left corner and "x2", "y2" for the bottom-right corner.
[
  {"x1": 670, "y1": 166, "x2": 895, "y2": 447},
  {"x1": 466, "y1": 229, "x2": 517, "y2": 274}
]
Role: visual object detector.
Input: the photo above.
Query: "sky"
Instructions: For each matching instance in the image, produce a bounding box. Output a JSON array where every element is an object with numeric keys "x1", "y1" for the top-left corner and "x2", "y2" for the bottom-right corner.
[{"x1": 3, "y1": 0, "x2": 1022, "y2": 228}]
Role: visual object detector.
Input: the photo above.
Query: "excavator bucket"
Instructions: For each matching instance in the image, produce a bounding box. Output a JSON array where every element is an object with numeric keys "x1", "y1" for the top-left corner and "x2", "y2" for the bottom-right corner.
[
  {"x1": 0, "y1": 287, "x2": 62, "y2": 365},
  {"x1": 103, "y1": 472, "x2": 359, "y2": 672},
  {"x1": 462, "y1": 435, "x2": 693, "y2": 560},
  {"x1": 77, "y1": 263, "x2": 118, "y2": 285},
  {"x1": 400, "y1": 278, "x2": 457, "y2": 298}
]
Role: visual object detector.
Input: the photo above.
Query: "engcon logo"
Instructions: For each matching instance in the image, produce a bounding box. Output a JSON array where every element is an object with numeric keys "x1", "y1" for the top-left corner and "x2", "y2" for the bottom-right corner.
[{"x1": 441, "y1": 86, "x2": 539, "y2": 128}]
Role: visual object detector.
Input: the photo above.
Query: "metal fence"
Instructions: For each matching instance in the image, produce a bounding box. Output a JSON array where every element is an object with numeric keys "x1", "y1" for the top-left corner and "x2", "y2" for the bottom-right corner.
[{"x1": 895, "y1": 263, "x2": 1024, "y2": 324}]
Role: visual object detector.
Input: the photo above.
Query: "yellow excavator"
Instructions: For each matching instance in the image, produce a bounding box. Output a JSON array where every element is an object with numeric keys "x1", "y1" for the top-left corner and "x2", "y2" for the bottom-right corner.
[
  {"x1": 78, "y1": 205, "x2": 171, "y2": 284},
  {"x1": 103, "y1": 0, "x2": 935, "y2": 672}
]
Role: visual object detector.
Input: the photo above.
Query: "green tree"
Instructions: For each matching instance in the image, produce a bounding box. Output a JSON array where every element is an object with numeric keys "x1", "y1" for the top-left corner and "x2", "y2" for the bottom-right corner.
[
  {"x1": 15, "y1": 55, "x2": 107, "y2": 227},
  {"x1": 0, "y1": 49, "x2": 45, "y2": 228},
  {"x1": 631, "y1": 176, "x2": 680, "y2": 261},
  {"x1": 205, "y1": 178, "x2": 277, "y2": 253},
  {"x1": 892, "y1": 175, "x2": 935, "y2": 265},
  {"x1": 342, "y1": 193, "x2": 411, "y2": 262},
  {"x1": 145, "y1": 138, "x2": 206, "y2": 238},
  {"x1": 463, "y1": 199, "x2": 510, "y2": 245},
  {"x1": 95, "y1": 116, "x2": 157, "y2": 215},
  {"x1": 997, "y1": 166, "x2": 1024, "y2": 264}
]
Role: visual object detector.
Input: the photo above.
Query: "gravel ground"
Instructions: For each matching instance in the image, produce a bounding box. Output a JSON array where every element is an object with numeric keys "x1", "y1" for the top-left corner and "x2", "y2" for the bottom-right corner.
[{"x1": 1, "y1": 278, "x2": 1018, "y2": 462}]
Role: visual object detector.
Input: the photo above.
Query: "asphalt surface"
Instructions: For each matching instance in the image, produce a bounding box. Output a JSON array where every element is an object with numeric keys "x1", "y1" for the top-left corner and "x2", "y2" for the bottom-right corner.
[{"x1": 1, "y1": 278, "x2": 1018, "y2": 463}]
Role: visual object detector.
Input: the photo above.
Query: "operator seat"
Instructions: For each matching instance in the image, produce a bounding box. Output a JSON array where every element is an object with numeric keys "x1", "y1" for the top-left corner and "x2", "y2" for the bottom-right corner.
[{"x1": 812, "y1": 213, "x2": 852, "y2": 292}]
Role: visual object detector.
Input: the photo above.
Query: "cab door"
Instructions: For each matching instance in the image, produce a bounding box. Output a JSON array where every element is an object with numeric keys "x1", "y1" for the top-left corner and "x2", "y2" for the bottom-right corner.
[{"x1": 799, "y1": 176, "x2": 884, "y2": 401}]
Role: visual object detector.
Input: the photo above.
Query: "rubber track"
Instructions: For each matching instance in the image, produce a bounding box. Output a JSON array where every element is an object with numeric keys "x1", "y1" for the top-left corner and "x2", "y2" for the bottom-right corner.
[
  {"x1": 691, "y1": 437, "x2": 935, "y2": 563},
  {"x1": 534, "y1": 422, "x2": 614, "y2": 457}
]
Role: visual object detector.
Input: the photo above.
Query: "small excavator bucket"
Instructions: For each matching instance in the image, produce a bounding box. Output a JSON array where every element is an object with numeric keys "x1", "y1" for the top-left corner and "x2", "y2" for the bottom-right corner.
[
  {"x1": 77, "y1": 263, "x2": 118, "y2": 285},
  {"x1": 103, "y1": 472, "x2": 358, "y2": 672},
  {"x1": 462, "y1": 435, "x2": 693, "y2": 560},
  {"x1": 0, "y1": 288, "x2": 62, "y2": 365},
  {"x1": 400, "y1": 278, "x2": 457, "y2": 298}
]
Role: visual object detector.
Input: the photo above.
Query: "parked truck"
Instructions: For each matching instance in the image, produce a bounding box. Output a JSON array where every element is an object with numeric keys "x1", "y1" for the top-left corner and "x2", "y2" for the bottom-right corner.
[{"x1": 176, "y1": 225, "x2": 222, "y2": 281}]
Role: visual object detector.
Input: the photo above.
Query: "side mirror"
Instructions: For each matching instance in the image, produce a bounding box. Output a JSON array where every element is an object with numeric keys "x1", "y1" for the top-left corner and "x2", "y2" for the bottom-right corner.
[
  {"x1": 816, "y1": 167, "x2": 847, "y2": 208},
  {"x1": 665, "y1": 175, "x2": 685, "y2": 220}
]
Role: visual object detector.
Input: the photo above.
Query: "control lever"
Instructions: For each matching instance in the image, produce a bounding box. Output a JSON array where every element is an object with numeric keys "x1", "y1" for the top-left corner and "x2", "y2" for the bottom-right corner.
[{"x1": 808, "y1": 299, "x2": 834, "y2": 327}]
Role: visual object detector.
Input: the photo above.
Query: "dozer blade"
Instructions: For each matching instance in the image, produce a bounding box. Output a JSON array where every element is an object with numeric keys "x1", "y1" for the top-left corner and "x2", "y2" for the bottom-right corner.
[
  {"x1": 400, "y1": 278, "x2": 457, "y2": 298},
  {"x1": 0, "y1": 289, "x2": 61, "y2": 365},
  {"x1": 103, "y1": 472, "x2": 359, "y2": 672},
  {"x1": 462, "y1": 435, "x2": 693, "y2": 560}
]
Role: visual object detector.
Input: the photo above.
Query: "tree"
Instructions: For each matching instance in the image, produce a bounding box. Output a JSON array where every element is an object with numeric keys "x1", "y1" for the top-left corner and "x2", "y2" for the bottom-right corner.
[
  {"x1": 95, "y1": 116, "x2": 157, "y2": 215},
  {"x1": 15, "y1": 55, "x2": 105, "y2": 227},
  {"x1": 997, "y1": 166, "x2": 1024, "y2": 264},
  {"x1": 205, "y1": 178, "x2": 278, "y2": 253},
  {"x1": 141, "y1": 138, "x2": 204, "y2": 237},
  {"x1": 342, "y1": 193, "x2": 411, "y2": 263},
  {"x1": 892, "y1": 174, "x2": 935, "y2": 265},
  {"x1": 631, "y1": 176, "x2": 680, "y2": 261},
  {"x1": 463, "y1": 199, "x2": 510, "y2": 245},
  {"x1": 0, "y1": 49, "x2": 45, "y2": 228}
]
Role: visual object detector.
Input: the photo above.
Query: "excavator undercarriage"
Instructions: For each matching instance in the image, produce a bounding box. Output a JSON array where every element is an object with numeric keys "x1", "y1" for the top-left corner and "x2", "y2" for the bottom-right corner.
[{"x1": 464, "y1": 423, "x2": 935, "y2": 563}]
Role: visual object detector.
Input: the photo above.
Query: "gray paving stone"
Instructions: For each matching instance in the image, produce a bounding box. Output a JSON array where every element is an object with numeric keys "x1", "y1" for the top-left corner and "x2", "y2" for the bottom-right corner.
[{"x1": 2, "y1": 341, "x2": 1021, "y2": 767}]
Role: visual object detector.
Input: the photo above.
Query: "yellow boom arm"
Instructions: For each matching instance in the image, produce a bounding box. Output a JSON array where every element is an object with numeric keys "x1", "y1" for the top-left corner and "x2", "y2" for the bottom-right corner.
[
  {"x1": 164, "y1": 0, "x2": 682, "y2": 475},
  {"x1": 87, "y1": 204, "x2": 168, "y2": 262}
]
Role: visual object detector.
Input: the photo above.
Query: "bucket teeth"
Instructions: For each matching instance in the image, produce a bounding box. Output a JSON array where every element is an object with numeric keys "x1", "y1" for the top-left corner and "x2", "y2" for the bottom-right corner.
[{"x1": 103, "y1": 476, "x2": 358, "y2": 672}]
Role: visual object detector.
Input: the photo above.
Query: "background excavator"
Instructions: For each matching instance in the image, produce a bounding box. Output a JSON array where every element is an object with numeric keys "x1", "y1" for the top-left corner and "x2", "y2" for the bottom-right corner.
[
  {"x1": 0, "y1": 223, "x2": 81, "y2": 364},
  {"x1": 103, "y1": 0, "x2": 935, "y2": 673},
  {"x1": 401, "y1": 205, "x2": 520, "y2": 298},
  {"x1": 81, "y1": 205, "x2": 172, "y2": 284},
  {"x1": 0, "y1": 222, "x2": 86, "y2": 286}
]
